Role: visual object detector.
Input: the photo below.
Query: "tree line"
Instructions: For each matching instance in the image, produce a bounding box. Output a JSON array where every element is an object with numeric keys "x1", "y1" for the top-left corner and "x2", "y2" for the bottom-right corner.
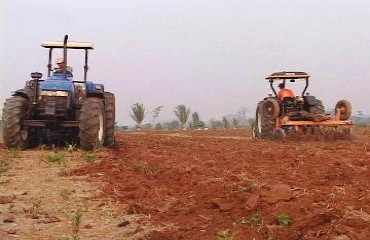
[{"x1": 116, "y1": 103, "x2": 252, "y2": 131}]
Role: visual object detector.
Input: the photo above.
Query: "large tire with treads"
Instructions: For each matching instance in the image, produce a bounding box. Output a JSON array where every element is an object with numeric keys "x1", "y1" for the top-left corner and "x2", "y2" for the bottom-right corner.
[
  {"x1": 79, "y1": 97, "x2": 105, "y2": 150},
  {"x1": 104, "y1": 92, "x2": 115, "y2": 147},
  {"x1": 309, "y1": 99, "x2": 325, "y2": 114},
  {"x1": 262, "y1": 98, "x2": 280, "y2": 119},
  {"x1": 335, "y1": 100, "x2": 352, "y2": 120},
  {"x1": 254, "y1": 102, "x2": 275, "y2": 138},
  {"x1": 2, "y1": 96, "x2": 29, "y2": 149}
]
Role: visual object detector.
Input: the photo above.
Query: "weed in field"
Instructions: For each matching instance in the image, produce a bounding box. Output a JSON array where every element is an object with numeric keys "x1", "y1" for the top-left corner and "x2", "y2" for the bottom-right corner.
[
  {"x1": 60, "y1": 189, "x2": 73, "y2": 201},
  {"x1": 0, "y1": 176, "x2": 10, "y2": 185},
  {"x1": 217, "y1": 229, "x2": 233, "y2": 240},
  {"x1": 364, "y1": 143, "x2": 370, "y2": 155},
  {"x1": 0, "y1": 159, "x2": 10, "y2": 175},
  {"x1": 71, "y1": 209, "x2": 84, "y2": 240},
  {"x1": 45, "y1": 151, "x2": 67, "y2": 164},
  {"x1": 60, "y1": 162, "x2": 73, "y2": 177},
  {"x1": 6, "y1": 149, "x2": 20, "y2": 159},
  {"x1": 250, "y1": 212, "x2": 262, "y2": 225},
  {"x1": 63, "y1": 209, "x2": 85, "y2": 240},
  {"x1": 131, "y1": 160, "x2": 145, "y2": 172},
  {"x1": 7, "y1": 149, "x2": 19, "y2": 158},
  {"x1": 102, "y1": 210, "x2": 112, "y2": 219},
  {"x1": 239, "y1": 179, "x2": 258, "y2": 192},
  {"x1": 130, "y1": 160, "x2": 160, "y2": 176},
  {"x1": 82, "y1": 153, "x2": 96, "y2": 163},
  {"x1": 276, "y1": 213, "x2": 291, "y2": 227},
  {"x1": 26, "y1": 198, "x2": 43, "y2": 219},
  {"x1": 236, "y1": 212, "x2": 262, "y2": 226},
  {"x1": 65, "y1": 143, "x2": 77, "y2": 153}
]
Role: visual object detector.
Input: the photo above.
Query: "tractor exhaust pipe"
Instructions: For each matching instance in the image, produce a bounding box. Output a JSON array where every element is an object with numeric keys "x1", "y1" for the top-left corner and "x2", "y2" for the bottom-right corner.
[{"x1": 63, "y1": 35, "x2": 68, "y2": 78}]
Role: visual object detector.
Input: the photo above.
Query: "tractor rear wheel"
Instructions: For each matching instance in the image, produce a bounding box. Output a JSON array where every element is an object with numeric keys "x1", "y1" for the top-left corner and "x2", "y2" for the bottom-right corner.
[
  {"x1": 255, "y1": 103, "x2": 275, "y2": 138},
  {"x1": 104, "y1": 92, "x2": 115, "y2": 147},
  {"x1": 79, "y1": 97, "x2": 105, "y2": 150},
  {"x1": 2, "y1": 96, "x2": 29, "y2": 149},
  {"x1": 309, "y1": 100, "x2": 325, "y2": 114},
  {"x1": 262, "y1": 98, "x2": 280, "y2": 119}
]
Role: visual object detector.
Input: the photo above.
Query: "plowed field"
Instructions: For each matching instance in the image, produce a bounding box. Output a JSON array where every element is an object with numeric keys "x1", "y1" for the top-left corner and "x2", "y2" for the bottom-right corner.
[{"x1": 1, "y1": 128, "x2": 370, "y2": 240}]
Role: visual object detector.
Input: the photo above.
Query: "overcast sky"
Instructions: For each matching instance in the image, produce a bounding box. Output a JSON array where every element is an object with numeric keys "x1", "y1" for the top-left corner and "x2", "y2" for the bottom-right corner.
[{"x1": 1, "y1": 0, "x2": 369, "y2": 125}]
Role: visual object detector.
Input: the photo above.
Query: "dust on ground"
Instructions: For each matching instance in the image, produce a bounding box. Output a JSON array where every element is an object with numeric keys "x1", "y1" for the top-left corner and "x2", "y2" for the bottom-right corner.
[{"x1": 1, "y1": 128, "x2": 370, "y2": 240}]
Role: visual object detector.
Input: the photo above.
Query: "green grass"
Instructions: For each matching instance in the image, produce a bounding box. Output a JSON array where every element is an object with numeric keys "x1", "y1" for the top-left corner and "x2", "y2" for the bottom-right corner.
[
  {"x1": 250, "y1": 212, "x2": 262, "y2": 225},
  {"x1": 276, "y1": 213, "x2": 291, "y2": 227},
  {"x1": 82, "y1": 153, "x2": 96, "y2": 163},
  {"x1": 236, "y1": 212, "x2": 262, "y2": 226},
  {"x1": 45, "y1": 151, "x2": 67, "y2": 164}
]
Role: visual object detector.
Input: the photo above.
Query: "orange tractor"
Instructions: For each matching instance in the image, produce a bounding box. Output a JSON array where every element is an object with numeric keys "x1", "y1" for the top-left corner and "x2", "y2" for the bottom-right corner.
[{"x1": 252, "y1": 71, "x2": 353, "y2": 140}]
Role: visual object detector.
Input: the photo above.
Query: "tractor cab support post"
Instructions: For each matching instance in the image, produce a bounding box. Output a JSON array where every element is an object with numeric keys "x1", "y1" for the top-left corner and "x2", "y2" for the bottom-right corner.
[
  {"x1": 269, "y1": 80, "x2": 277, "y2": 96},
  {"x1": 84, "y1": 49, "x2": 89, "y2": 82},
  {"x1": 302, "y1": 77, "x2": 309, "y2": 96}
]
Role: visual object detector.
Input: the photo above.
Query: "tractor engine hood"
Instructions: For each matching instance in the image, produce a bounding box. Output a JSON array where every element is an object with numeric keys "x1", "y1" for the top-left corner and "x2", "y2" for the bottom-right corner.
[{"x1": 40, "y1": 80, "x2": 73, "y2": 92}]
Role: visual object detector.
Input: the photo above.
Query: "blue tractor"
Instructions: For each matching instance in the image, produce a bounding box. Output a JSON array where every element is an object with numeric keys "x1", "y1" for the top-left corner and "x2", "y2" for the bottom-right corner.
[{"x1": 2, "y1": 35, "x2": 115, "y2": 150}]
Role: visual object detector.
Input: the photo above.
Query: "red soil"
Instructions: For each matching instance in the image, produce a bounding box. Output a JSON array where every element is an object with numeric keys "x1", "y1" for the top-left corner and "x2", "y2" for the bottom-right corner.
[{"x1": 75, "y1": 129, "x2": 370, "y2": 240}]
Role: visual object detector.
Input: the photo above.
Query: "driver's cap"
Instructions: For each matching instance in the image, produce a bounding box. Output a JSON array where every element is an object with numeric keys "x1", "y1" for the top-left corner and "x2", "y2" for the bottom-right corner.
[{"x1": 55, "y1": 57, "x2": 64, "y2": 64}]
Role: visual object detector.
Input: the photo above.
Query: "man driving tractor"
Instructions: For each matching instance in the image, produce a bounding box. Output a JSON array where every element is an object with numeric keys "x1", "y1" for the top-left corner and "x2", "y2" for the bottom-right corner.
[{"x1": 277, "y1": 83, "x2": 295, "y2": 100}]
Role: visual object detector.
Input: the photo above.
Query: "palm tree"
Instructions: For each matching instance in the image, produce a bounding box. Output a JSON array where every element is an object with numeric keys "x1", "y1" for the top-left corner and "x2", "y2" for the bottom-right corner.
[
  {"x1": 151, "y1": 106, "x2": 164, "y2": 124},
  {"x1": 130, "y1": 103, "x2": 146, "y2": 130},
  {"x1": 192, "y1": 112, "x2": 200, "y2": 124},
  {"x1": 174, "y1": 105, "x2": 190, "y2": 130}
]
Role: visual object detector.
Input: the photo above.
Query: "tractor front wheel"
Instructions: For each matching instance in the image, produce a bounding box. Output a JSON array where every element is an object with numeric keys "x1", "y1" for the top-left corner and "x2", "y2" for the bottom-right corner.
[
  {"x1": 79, "y1": 97, "x2": 105, "y2": 150},
  {"x1": 2, "y1": 96, "x2": 30, "y2": 149}
]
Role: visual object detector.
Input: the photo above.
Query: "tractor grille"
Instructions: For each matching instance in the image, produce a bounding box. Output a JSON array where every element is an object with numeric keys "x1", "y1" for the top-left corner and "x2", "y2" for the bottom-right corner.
[{"x1": 40, "y1": 96, "x2": 69, "y2": 110}]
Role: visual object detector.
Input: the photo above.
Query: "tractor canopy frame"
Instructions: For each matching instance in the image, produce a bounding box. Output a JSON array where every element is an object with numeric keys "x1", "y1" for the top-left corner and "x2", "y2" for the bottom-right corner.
[
  {"x1": 265, "y1": 71, "x2": 310, "y2": 97},
  {"x1": 41, "y1": 35, "x2": 94, "y2": 82}
]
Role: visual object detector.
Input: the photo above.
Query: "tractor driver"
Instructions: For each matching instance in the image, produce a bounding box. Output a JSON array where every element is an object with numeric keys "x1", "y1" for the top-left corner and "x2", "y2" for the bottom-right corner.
[
  {"x1": 54, "y1": 57, "x2": 73, "y2": 77},
  {"x1": 277, "y1": 83, "x2": 295, "y2": 100}
]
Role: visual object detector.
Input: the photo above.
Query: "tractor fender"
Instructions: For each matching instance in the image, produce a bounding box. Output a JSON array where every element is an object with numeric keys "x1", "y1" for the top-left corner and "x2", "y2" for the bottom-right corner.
[
  {"x1": 303, "y1": 96, "x2": 320, "y2": 106},
  {"x1": 12, "y1": 88, "x2": 34, "y2": 100}
]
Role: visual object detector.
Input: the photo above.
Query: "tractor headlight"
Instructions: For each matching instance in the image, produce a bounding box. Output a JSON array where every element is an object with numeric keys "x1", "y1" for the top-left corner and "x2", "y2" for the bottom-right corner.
[{"x1": 41, "y1": 90, "x2": 69, "y2": 97}]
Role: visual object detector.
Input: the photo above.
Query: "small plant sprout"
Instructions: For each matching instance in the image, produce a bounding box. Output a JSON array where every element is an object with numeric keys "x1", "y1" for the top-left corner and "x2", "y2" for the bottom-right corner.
[
  {"x1": 66, "y1": 143, "x2": 77, "y2": 153},
  {"x1": 217, "y1": 229, "x2": 233, "y2": 240},
  {"x1": 71, "y1": 209, "x2": 84, "y2": 240},
  {"x1": 276, "y1": 213, "x2": 292, "y2": 227},
  {"x1": 236, "y1": 212, "x2": 262, "y2": 226},
  {"x1": 250, "y1": 212, "x2": 262, "y2": 225}
]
